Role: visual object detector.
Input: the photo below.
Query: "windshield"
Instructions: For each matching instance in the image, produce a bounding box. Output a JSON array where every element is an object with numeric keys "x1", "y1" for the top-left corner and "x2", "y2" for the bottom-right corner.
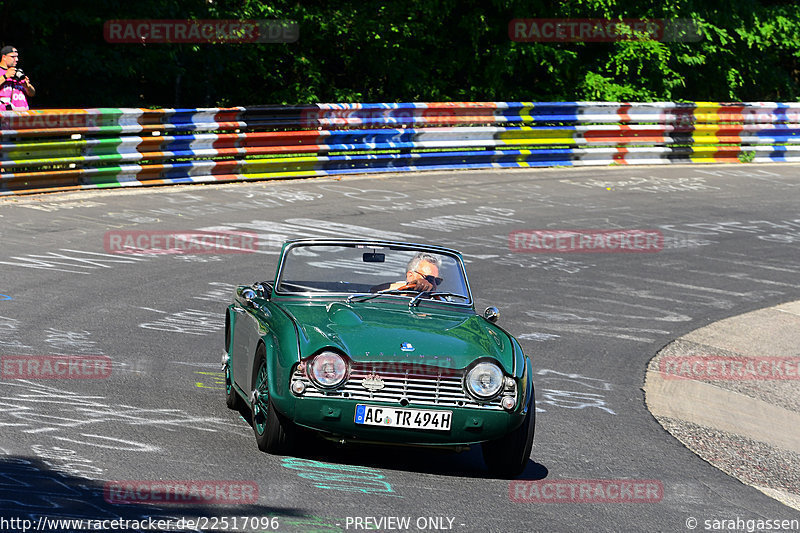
[{"x1": 274, "y1": 242, "x2": 471, "y2": 304}]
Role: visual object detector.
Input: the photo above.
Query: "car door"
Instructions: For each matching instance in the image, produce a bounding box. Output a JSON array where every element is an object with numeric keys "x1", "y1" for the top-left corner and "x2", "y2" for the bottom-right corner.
[{"x1": 231, "y1": 302, "x2": 258, "y2": 396}]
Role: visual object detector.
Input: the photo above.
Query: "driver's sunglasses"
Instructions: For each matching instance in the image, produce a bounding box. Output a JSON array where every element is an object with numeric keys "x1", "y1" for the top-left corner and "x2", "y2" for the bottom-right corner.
[{"x1": 413, "y1": 270, "x2": 443, "y2": 286}]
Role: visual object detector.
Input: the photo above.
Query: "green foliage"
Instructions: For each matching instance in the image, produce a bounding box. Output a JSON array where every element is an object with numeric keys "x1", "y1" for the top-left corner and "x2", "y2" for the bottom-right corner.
[
  {"x1": 0, "y1": 0, "x2": 798, "y2": 107},
  {"x1": 738, "y1": 150, "x2": 756, "y2": 163}
]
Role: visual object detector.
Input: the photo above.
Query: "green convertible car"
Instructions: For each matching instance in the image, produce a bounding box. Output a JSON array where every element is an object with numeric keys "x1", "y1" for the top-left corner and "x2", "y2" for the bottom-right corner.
[{"x1": 223, "y1": 239, "x2": 535, "y2": 477}]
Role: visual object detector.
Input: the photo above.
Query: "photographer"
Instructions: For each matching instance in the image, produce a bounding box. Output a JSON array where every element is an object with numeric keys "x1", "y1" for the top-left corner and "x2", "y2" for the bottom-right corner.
[{"x1": 0, "y1": 46, "x2": 35, "y2": 110}]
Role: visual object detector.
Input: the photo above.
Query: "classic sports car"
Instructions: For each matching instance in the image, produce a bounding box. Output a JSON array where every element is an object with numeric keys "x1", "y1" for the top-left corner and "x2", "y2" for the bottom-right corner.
[{"x1": 223, "y1": 239, "x2": 535, "y2": 477}]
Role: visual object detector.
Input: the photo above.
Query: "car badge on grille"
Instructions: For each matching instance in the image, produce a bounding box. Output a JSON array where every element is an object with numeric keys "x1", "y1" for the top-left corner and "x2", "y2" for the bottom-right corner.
[
  {"x1": 362, "y1": 374, "x2": 385, "y2": 392},
  {"x1": 400, "y1": 342, "x2": 414, "y2": 352}
]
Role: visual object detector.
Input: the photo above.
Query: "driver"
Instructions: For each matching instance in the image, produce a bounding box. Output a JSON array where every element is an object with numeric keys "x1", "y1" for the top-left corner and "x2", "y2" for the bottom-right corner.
[{"x1": 372, "y1": 252, "x2": 442, "y2": 292}]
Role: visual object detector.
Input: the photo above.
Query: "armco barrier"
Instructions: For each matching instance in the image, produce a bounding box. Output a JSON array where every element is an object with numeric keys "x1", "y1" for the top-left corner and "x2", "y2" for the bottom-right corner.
[{"x1": 2, "y1": 101, "x2": 800, "y2": 195}]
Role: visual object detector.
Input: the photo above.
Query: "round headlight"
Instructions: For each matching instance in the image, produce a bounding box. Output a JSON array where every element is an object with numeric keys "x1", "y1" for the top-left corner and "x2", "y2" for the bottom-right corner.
[
  {"x1": 465, "y1": 362, "x2": 504, "y2": 399},
  {"x1": 308, "y1": 351, "x2": 348, "y2": 389}
]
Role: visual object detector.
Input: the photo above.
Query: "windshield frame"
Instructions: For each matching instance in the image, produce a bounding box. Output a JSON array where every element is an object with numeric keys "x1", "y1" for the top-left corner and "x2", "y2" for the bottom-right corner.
[{"x1": 272, "y1": 239, "x2": 474, "y2": 308}]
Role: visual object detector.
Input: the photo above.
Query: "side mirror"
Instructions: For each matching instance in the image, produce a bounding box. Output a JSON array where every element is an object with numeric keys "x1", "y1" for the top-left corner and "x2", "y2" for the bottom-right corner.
[
  {"x1": 484, "y1": 306, "x2": 499, "y2": 323},
  {"x1": 253, "y1": 282, "x2": 271, "y2": 299},
  {"x1": 241, "y1": 288, "x2": 260, "y2": 309}
]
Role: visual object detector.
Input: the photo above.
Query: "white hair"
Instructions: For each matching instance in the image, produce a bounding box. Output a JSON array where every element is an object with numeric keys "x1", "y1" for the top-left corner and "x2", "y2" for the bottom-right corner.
[{"x1": 406, "y1": 252, "x2": 441, "y2": 273}]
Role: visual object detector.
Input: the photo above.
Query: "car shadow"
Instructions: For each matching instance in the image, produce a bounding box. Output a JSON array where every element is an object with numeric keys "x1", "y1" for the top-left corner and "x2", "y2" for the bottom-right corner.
[
  {"x1": 235, "y1": 402, "x2": 547, "y2": 481},
  {"x1": 0, "y1": 454, "x2": 325, "y2": 532},
  {"x1": 297, "y1": 440, "x2": 548, "y2": 481}
]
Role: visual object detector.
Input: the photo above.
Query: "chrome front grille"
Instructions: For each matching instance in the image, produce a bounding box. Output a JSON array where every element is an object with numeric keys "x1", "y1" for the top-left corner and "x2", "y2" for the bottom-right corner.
[{"x1": 292, "y1": 363, "x2": 505, "y2": 410}]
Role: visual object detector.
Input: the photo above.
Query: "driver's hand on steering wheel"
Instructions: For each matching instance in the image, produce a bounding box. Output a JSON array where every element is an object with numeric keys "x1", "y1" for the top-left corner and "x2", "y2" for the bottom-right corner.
[{"x1": 401, "y1": 277, "x2": 435, "y2": 293}]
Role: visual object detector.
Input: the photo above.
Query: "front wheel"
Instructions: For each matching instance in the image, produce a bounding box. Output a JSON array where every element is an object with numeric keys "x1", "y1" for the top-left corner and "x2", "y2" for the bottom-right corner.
[
  {"x1": 251, "y1": 347, "x2": 295, "y2": 454},
  {"x1": 481, "y1": 399, "x2": 535, "y2": 478}
]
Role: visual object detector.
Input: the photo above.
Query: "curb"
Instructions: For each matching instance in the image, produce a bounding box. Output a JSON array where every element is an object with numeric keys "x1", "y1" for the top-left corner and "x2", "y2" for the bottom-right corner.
[{"x1": 644, "y1": 300, "x2": 800, "y2": 511}]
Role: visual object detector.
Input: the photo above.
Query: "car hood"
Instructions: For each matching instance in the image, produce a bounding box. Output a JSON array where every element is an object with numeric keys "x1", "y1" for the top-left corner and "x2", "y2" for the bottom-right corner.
[{"x1": 275, "y1": 299, "x2": 515, "y2": 373}]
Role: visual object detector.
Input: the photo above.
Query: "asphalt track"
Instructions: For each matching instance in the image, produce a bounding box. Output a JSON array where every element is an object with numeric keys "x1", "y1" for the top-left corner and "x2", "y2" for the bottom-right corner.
[{"x1": 1, "y1": 164, "x2": 799, "y2": 532}]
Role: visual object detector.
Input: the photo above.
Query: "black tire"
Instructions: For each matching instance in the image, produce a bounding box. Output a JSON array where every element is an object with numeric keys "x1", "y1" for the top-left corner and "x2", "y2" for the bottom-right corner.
[
  {"x1": 251, "y1": 347, "x2": 295, "y2": 454},
  {"x1": 482, "y1": 398, "x2": 536, "y2": 478},
  {"x1": 224, "y1": 356, "x2": 244, "y2": 410}
]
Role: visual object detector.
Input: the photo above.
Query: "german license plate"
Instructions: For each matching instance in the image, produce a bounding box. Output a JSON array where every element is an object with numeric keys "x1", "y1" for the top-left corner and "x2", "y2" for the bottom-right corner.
[{"x1": 354, "y1": 404, "x2": 452, "y2": 431}]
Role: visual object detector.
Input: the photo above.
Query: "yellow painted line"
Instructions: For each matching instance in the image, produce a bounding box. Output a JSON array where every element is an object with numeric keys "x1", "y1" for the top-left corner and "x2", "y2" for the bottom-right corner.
[
  {"x1": 516, "y1": 149, "x2": 531, "y2": 167},
  {"x1": 518, "y1": 101, "x2": 534, "y2": 125},
  {"x1": 195, "y1": 382, "x2": 225, "y2": 389}
]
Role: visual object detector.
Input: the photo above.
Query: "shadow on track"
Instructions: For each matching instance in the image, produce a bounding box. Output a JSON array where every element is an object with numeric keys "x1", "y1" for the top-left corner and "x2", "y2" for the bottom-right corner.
[
  {"x1": 233, "y1": 404, "x2": 548, "y2": 482},
  {"x1": 0, "y1": 455, "x2": 332, "y2": 532}
]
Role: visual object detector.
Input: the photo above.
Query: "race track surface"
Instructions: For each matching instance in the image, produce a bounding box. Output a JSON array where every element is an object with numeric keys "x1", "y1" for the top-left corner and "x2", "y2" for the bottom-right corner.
[{"x1": 1, "y1": 164, "x2": 799, "y2": 532}]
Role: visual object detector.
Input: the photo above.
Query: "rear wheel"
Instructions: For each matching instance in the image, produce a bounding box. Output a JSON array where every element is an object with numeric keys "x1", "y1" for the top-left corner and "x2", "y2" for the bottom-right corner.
[
  {"x1": 251, "y1": 346, "x2": 295, "y2": 454},
  {"x1": 482, "y1": 398, "x2": 535, "y2": 478}
]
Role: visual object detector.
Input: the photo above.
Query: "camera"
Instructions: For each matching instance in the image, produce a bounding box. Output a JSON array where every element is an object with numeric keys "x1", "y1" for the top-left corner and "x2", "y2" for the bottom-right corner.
[{"x1": 11, "y1": 67, "x2": 25, "y2": 80}]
